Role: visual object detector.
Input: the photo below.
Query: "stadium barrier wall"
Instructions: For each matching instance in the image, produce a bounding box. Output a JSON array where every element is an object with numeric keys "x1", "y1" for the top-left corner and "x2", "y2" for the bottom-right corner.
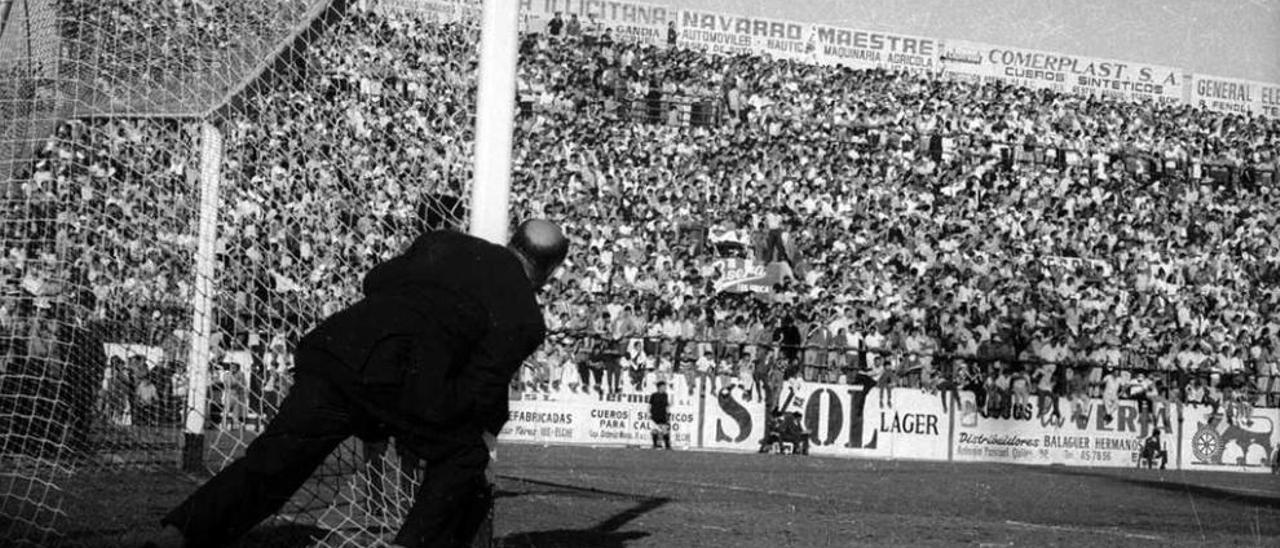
[
  {"x1": 504, "y1": 383, "x2": 1280, "y2": 474},
  {"x1": 1179, "y1": 405, "x2": 1279, "y2": 474},
  {"x1": 951, "y1": 392, "x2": 1172, "y2": 469},
  {"x1": 501, "y1": 388, "x2": 699, "y2": 449}
]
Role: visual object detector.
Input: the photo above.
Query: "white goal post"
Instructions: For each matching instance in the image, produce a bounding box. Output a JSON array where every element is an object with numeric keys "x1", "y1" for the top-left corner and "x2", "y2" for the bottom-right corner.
[
  {"x1": 182, "y1": 121, "x2": 225, "y2": 471},
  {"x1": 468, "y1": 0, "x2": 520, "y2": 245}
]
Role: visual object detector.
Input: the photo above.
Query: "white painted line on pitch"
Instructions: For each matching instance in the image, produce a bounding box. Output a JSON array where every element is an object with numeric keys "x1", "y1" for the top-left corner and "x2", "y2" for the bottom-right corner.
[
  {"x1": 1005, "y1": 520, "x2": 1164, "y2": 541},
  {"x1": 1204, "y1": 485, "x2": 1279, "y2": 497},
  {"x1": 643, "y1": 475, "x2": 827, "y2": 502},
  {"x1": 546, "y1": 470, "x2": 827, "y2": 502}
]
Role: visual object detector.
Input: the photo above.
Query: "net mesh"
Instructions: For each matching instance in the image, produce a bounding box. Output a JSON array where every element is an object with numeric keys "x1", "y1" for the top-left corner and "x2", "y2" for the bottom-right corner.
[{"x1": 1, "y1": 0, "x2": 480, "y2": 545}]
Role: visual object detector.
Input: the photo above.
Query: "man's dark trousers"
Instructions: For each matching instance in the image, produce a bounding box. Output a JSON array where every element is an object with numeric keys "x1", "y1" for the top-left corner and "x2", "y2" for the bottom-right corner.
[{"x1": 161, "y1": 371, "x2": 491, "y2": 548}]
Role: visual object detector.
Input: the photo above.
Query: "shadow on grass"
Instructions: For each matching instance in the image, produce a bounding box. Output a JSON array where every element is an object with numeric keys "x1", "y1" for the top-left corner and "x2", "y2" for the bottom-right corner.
[
  {"x1": 496, "y1": 475, "x2": 668, "y2": 548},
  {"x1": 231, "y1": 523, "x2": 330, "y2": 548},
  {"x1": 55, "y1": 523, "x2": 327, "y2": 548},
  {"x1": 1038, "y1": 466, "x2": 1280, "y2": 510}
]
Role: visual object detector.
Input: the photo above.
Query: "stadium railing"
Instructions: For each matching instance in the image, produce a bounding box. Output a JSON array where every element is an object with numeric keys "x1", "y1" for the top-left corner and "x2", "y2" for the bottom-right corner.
[
  {"x1": 516, "y1": 87, "x2": 1277, "y2": 187},
  {"x1": 536, "y1": 331, "x2": 1280, "y2": 408}
]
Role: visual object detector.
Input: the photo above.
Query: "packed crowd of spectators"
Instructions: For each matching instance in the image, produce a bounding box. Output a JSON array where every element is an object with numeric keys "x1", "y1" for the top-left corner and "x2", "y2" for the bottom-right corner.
[
  {"x1": 57, "y1": 0, "x2": 317, "y2": 113},
  {"x1": 2, "y1": 4, "x2": 1279, "y2": 430},
  {"x1": 516, "y1": 25, "x2": 1280, "y2": 407}
]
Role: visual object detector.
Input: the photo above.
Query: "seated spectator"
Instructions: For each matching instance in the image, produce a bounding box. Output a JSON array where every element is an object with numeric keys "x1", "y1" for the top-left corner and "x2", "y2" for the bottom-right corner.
[
  {"x1": 1139, "y1": 428, "x2": 1169, "y2": 470},
  {"x1": 758, "y1": 410, "x2": 784, "y2": 454},
  {"x1": 778, "y1": 411, "x2": 810, "y2": 455}
]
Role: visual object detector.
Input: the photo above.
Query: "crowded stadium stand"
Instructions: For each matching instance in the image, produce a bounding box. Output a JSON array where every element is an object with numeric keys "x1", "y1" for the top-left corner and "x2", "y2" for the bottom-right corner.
[{"x1": 1, "y1": 0, "x2": 1279, "y2": 545}]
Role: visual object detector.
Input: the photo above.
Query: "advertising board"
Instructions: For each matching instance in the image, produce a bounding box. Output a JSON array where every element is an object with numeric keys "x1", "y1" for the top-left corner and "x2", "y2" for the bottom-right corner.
[
  {"x1": 953, "y1": 393, "x2": 1174, "y2": 468},
  {"x1": 940, "y1": 39, "x2": 1183, "y2": 105},
  {"x1": 1180, "y1": 405, "x2": 1279, "y2": 474},
  {"x1": 502, "y1": 389, "x2": 698, "y2": 448},
  {"x1": 521, "y1": 0, "x2": 673, "y2": 47},
  {"x1": 811, "y1": 25, "x2": 938, "y2": 73},
  {"x1": 677, "y1": 10, "x2": 812, "y2": 62},
  {"x1": 1190, "y1": 75, "x2": 1280, "y2": 118}
]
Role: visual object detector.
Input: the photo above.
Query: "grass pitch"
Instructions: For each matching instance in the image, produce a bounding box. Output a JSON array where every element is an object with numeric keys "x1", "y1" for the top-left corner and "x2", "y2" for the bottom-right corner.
[{"x1": 51, "y1": 443, "x2": 1280, "y2": 547}]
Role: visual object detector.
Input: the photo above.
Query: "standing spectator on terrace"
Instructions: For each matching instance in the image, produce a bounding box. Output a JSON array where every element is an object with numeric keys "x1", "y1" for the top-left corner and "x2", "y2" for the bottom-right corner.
[
  {"x1": 863, "y1": 320, "x2": 887, "y2": 373},
  {"x1": 874, "y1": 352, "x2": 897, "y2": 409},
  {"x1": 695, "y1": 349, "x2": 716, "y2": 392},
  {"x1": 765, "y1": 355, "x2": 786, "y2": 411},
  {"x1": 104, "y1": 356, "x2": 132, "y2": 425},
  {"x1": 959, "y1": 362, "x2": 987, "y2": 416},
  {"x1": 1009, "y1": 364, "x2": 1032, "y2": 414},
  {"x1": 735, "y1": 351, "x2": 756, "y2": 400},
  {"x1": 134, "y1": 371, "x2": 159, "y2": 427},
  {"x1": 930, "y1": 359, "x2": 962, "y2": 413},
  {"x1": 802, "y1": 317, "x2": 830, "y2": 380},
  {"x1": 773, "y1": 315, "x2": 801, "y2": 365},
  {"x1": 570, "y1": 336, "x2": 592, "y2": 394},
  {"x1": 1129, "y1": 372, "x2": 1153, "y2": 416},
  {"x1": 983, "y1": 365, "x2": 1005, "y2": 418},
  {"x1": 724, "y1": 316, "x2": 749, "y2": 361},
  {"x1": 621, "y1": 338, "x2": 647, "y2": 392},
  {"x1": 603, "y1": 312, "x2": 627, "y2": 394},
  {"x1": 545, "y1": 345, "x2": 568, "y2": 393},
  {"x1": 666, "y1": 21, "x2": 677, "y2": 48},
  {"x1": 262, "y1": 358, "x2": 288, "y2": 422},
  {"x1": 565, "y1": 14, "x2": 581, "y2": 38},
  {"x1": 1184, "y1": 376, "x2": 1207, "y2": 405},
  {"x1": 221, "y1": 361, "x2": 248, "y2": 430},
  {"x1": 1033, "y1": 362, "x2": 1058, "y2": 420},
  {"x1": 1205, "y1": 373, "x2": 1224, "y2": 416},
  {"x1": 1229, "y1": 383, "x2": 1255, "y2": 426},
  {"x1": 547, "y1": 12, "x2": 564, "y2": 38},
  {"x1": 587, "y1": 338, "x2": 609, "y2": 396},
  {"x1": 1101, "y1": 367, "x2": 1121, "y2": 425}
]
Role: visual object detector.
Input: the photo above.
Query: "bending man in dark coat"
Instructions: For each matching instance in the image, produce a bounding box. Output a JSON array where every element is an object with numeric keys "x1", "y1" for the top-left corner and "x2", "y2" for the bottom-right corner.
[{"x1": 144, "y1": 220, "x2": 569, "y2": 548}]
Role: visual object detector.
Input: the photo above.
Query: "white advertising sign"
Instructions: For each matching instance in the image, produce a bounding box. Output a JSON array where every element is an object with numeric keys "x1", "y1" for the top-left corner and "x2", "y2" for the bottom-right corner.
[
  {"x1": 700, "y1": 384, "x2": 770, "y2": 452},
  {"x1": 953, "y1": 393, "x2": 1174, "y2": 468},
  {"x1": 793, "y1": 383, "x2": 951, "y2": 460},
  {"x1": 940, "y1": 39, "x2": 1183, "y2": 105},
  {"x1": 1180, "y1": 405, "x2": 1279, "y2": 474},
  {"x1": 677, "y1": 10, "x2": 813, "y2": 62},
  {"x1": 502, "y1": 390, "x2": 698, "y2": 448},
  {"x1": 811, "y1": 25, "x2": 938, "y2": 73},
  {"x1": 521, "y1": 0, "x2": 673, "y2": 47},
  {"x1": 1190, "y1": 75, "x2": 1280, "y2": 118}
]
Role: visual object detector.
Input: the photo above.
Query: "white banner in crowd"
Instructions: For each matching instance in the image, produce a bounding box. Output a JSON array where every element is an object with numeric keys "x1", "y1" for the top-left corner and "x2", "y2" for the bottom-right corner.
[
  {"x1": 676, "y1": 10, "x2": 813, "y2": 62},
  {"x1": 1190, "y1": 75, "x2": 1280, "y2": 118},
  {"x1": 939, "y1": 39, "x2": 1183, "y2": 105},
  {"x1": 952, "y1": 393, "x2": 1174, "y2": 468},
  {"x1": 520, "y1": 0, "x2": 673, "y2": 47},
  {"x1": 501, "y1": 390, "x2": 698, "y2": 448},
  {"x1": 373, "y1": 0, "x2": 482, "y2": 21},
  {"x1": 1179, "y1": 405, "x2": 1279, "y2": 474},
  {"x1": 810, "y1": 24, "x2": 938, "y2": 74},
  {"x1": 372, "y1": 0, "x2": 1280, "y2": 112}
]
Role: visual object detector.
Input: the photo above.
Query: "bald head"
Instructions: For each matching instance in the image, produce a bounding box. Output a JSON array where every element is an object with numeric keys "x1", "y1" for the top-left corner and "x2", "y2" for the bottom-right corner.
[{"x1": 508, "y1": 219, "x2": 568, "y2": 290}]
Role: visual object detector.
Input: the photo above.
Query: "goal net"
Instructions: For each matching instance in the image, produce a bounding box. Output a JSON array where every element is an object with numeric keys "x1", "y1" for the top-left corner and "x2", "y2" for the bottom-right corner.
[{"x1": 0, "y1": 0, "x2": 485, "y2": 545}]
